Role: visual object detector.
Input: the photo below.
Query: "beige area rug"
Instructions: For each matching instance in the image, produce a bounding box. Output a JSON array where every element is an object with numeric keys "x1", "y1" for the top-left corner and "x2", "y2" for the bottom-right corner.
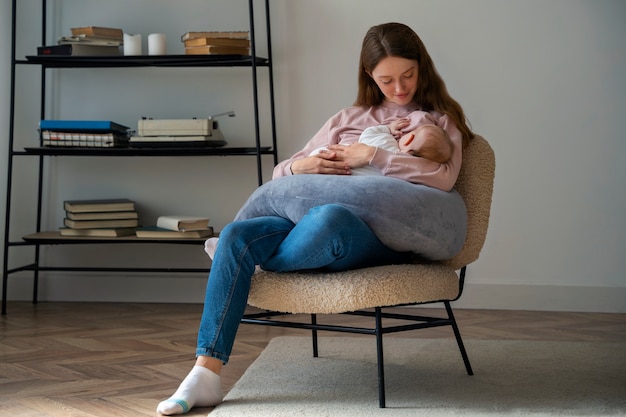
[{"x1": 210, "y1": 336, "x2": 626, "y2": 417}]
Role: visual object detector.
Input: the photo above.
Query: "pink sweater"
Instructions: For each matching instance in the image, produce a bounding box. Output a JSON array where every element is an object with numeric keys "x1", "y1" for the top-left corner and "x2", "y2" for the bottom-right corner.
[{"x1": 272, "y1": 101, "x2": 463, "y2": 191}]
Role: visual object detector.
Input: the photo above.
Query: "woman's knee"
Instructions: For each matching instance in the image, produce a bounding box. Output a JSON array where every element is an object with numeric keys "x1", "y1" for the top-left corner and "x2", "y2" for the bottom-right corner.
[
  {"x1": 305, "y1": 204, "x2": 369, "y2": 235},
  {"x1": 218, "y1": 221, "x2": 244, "y2": 242},
  {"x1": 306, "y1": 204, "x2": 358, "y2": 227},
  {"x1": 221, "y1": 216, "x2": 295, "y2": 239}
]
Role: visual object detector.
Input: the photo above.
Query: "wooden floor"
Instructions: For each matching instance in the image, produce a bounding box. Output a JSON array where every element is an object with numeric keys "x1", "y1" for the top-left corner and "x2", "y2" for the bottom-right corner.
[{"x1": 1, "y1": 302, "x2": 625, "y2": 416}]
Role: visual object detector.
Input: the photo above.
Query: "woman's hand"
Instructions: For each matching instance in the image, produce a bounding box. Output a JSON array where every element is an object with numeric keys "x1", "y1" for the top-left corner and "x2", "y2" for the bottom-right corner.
[
  {"x1": 327, "y1": 143, "x2": 376, "y2": 169},
  {"x1": 290, "y1": 151, "x2": 351, "y2": 175},
  {"x1": 290, "y1": 143, "x2": 376, "y2": 175},
  {"x1": 388, "y1": 118, "x2": 410, "y2": 137}
]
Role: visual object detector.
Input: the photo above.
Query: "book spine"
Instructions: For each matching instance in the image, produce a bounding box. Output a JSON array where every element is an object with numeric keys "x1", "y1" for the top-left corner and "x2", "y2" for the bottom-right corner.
[
  {"x1": 37, "y1": 44, "x2": 72, "y2": 56},
  {"x1": 71, "y1": 26, "x2": 124, "y2": 39},
  {"x1": 183, "y1": 38, "x2": 251, "y2": 48},
  {"x1": 181, "y1": 31, "x2": 249, "y2": 42},
  {"x1": 63, "y1": 199, "x2": 136, "y2": 213},
  {"x1": 64, "y1": 218, "x2": 139, "y2": 229},
  {"x1": 184, "y1": 45, "x2": 250, "y2": 56}
]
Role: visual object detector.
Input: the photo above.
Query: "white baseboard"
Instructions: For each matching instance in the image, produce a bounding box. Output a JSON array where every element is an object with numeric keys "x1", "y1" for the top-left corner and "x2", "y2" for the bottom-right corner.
[
  {"x1": 5, "y1": 272, "x2": 626, "y2": 313},
  {"x1": 452, "y1": 283, "x2": 626, "y2": 313}
]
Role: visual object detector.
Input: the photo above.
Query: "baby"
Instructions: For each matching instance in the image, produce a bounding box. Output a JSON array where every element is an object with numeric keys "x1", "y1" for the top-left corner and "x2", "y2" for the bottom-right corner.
[{"x1": 367, "y1": 118, "x2": 453, "y2": 163}]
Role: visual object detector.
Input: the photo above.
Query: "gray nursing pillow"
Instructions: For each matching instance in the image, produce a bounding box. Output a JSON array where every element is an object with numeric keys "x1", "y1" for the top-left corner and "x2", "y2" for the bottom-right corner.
[{"x1": 235, "y1": 174, "x2": 467, "y2": 261}]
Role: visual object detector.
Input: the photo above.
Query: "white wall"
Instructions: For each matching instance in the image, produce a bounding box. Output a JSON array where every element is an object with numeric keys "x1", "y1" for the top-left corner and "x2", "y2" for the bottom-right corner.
[{"x1": 1, "y1": 0, "x2": 625, "y2": 312}]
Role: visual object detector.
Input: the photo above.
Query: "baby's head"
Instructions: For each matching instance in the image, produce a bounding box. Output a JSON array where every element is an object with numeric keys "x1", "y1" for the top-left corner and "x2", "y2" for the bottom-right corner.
[{"x1": 398, "y1": 124, "x2": 453, "y2": 163}]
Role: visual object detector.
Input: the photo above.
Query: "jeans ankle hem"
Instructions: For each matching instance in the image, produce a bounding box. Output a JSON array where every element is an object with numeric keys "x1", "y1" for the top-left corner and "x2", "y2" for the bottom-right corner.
[{"x1": 196, "y1": 349, "x2": 229, "y2": 365}]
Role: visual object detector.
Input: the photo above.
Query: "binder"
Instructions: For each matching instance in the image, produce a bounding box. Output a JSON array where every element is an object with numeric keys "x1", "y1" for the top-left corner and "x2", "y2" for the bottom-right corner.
[{"x1": 39, "y1": 120, "x2": 130, "y2": 133}]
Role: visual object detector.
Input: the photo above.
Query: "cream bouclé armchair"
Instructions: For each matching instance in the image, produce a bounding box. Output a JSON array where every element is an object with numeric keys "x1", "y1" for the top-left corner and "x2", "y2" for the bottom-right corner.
[{"x1": 242, "y1": 135, "x2": 496, "y2": 408}]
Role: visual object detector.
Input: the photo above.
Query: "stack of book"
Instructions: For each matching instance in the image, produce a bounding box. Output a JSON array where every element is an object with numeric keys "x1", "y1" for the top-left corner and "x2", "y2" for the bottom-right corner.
[
  {"x1": 39, "y1": 120, "x2": 130, "y2": 148},
  {"x1": 182, "y1": 31, "x2": 250, "y2": 56},
  {"x1": 60, "y1": 199, "x2": 139, "y2": 237},
  {"x1": 136, "y1": 215, "x2": 213, "y2": 238},
  {"x1": 39, "y1": 26, "x2": 123, "y2": 56}
]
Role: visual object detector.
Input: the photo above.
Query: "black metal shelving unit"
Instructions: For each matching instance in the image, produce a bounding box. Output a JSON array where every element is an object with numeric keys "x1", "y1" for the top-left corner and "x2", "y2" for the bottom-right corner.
[{"x1": 2, "y1": 0, "x2": 277, "y2": 315}]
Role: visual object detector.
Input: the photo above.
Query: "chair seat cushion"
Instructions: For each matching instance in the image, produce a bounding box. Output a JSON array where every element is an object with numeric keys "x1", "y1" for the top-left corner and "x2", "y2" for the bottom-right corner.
[{"x1": 249, "y1": 264, "x2": 460, "y2": 314}]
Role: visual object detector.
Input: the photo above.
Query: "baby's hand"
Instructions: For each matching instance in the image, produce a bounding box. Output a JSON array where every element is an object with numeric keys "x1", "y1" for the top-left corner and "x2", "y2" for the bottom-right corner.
[{"x1": 388, "y1": 118, "x2": 410, "y2": 137}]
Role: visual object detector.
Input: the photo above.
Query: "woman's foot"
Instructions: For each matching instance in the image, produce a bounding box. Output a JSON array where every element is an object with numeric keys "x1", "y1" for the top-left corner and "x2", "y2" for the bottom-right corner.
[
  {"x1": 204, "y1": 237, "x2": 219, "y2": 260},
  {"x1": 156, "y1": 366, "x2": 223, "y2": 415}
]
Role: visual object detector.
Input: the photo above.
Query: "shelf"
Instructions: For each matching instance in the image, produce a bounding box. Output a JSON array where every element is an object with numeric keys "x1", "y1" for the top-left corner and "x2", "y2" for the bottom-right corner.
[
  {"x1": 22, "y1": 231, "x2": 208, "y2": 245},
  {"x1": 20, "y1": 146, "x2": 272, "y2": 156},
  {"x1": 4, "y1": 0, "x2": 277, "y2": 315},
  {"x1": 21, "y1": 54, "x2": 269, "y2": 68}
]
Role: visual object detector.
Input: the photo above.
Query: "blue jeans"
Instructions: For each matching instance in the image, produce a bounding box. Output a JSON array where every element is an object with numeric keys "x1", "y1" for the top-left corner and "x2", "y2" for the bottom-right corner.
[{"x1": 196, "y1": 204, "x2": 410, "y2": 363}]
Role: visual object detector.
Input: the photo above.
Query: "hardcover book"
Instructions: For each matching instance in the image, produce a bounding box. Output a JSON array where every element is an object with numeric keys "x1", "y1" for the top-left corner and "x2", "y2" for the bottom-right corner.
[
  {"x1": 183, "y1": 37, "x2": 250, "y2": 48},
  {"x1": 58, "y1": 35, "x2": 123, "y2": 46},
  {"x1": 64, "y1": 218, "x2": 139, "y2": 230},
  {"x1": 63, "y1": 198, "x2": 136, "y2": 213},
  {"x1": 66, "y1": 211, "x2": 138, "y2": 221},
  {"x1": 135, "y1": 226, "x2": 214, "y2": 239},
  {"x1": 181, "y1": 31, "x2": 249, "y2": 42},
  {"x1": 59, "y1": 227, "x2": 136, "y2": 237},
  {"x1": 156, "y1": 215, "x2": 210, "y2": 232},
  {"x1": 37, "y1": 44, "x2": 121, "y2": 56},
  {"x1": 70, "y1": 26, "x2": 124, "y2": 39},
  {"x1": 184, "y1": 45, "x2": 249, "y2": 56}
]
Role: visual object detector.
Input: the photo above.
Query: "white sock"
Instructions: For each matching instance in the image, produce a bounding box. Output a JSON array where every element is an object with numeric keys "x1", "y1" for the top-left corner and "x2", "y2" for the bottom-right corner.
[
  {"x1": 156, "y1": 366, "x2": 222, "y2": 415},
  {"x1": 204, "y1": 237, "x2": 219, "y2": 260}
]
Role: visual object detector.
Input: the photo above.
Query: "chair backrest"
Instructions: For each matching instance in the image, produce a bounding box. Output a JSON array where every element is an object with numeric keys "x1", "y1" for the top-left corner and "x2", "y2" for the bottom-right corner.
[{"x1": 442, "y1": 135, "x2": 495, "y2": 270}]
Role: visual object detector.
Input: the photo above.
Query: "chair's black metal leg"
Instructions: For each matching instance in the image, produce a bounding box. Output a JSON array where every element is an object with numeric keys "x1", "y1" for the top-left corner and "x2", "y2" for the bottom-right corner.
[
  {"x1": 311, "y1": 313, "x2": 319, "y2": 357},
  {"x1": 444, "y1": 301, "x2": 474, "y2": 375},
  {"x1": 375, "y1": 307, "x2": 386, "y2": 408}
]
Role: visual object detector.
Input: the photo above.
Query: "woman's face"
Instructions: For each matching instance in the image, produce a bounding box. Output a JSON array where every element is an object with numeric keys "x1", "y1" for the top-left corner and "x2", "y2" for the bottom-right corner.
[{"x1": 370, "y1": 56, "x2": 419, "y2": 106}]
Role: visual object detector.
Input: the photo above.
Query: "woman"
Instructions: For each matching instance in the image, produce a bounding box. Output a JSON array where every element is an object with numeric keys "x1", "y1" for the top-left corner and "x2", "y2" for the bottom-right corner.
[{"x1": 157, "y1": 22, "x2": 473, "y2": 415}]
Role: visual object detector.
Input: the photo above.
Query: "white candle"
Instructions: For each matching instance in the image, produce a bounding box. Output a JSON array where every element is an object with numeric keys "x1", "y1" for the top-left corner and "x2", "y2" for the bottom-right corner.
[
  {"x1": 123, "y1": 33, "x2": 142, "y2": 56},
  {"x1": 148, "y1": 33, "x2": 166, "y2": 55}
]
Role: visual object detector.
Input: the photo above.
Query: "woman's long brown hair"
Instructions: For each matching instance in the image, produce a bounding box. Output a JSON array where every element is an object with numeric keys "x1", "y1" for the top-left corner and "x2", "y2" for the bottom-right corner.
[{"x1": 355, "y1": 23, "x2": 474, "y2": 147}]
